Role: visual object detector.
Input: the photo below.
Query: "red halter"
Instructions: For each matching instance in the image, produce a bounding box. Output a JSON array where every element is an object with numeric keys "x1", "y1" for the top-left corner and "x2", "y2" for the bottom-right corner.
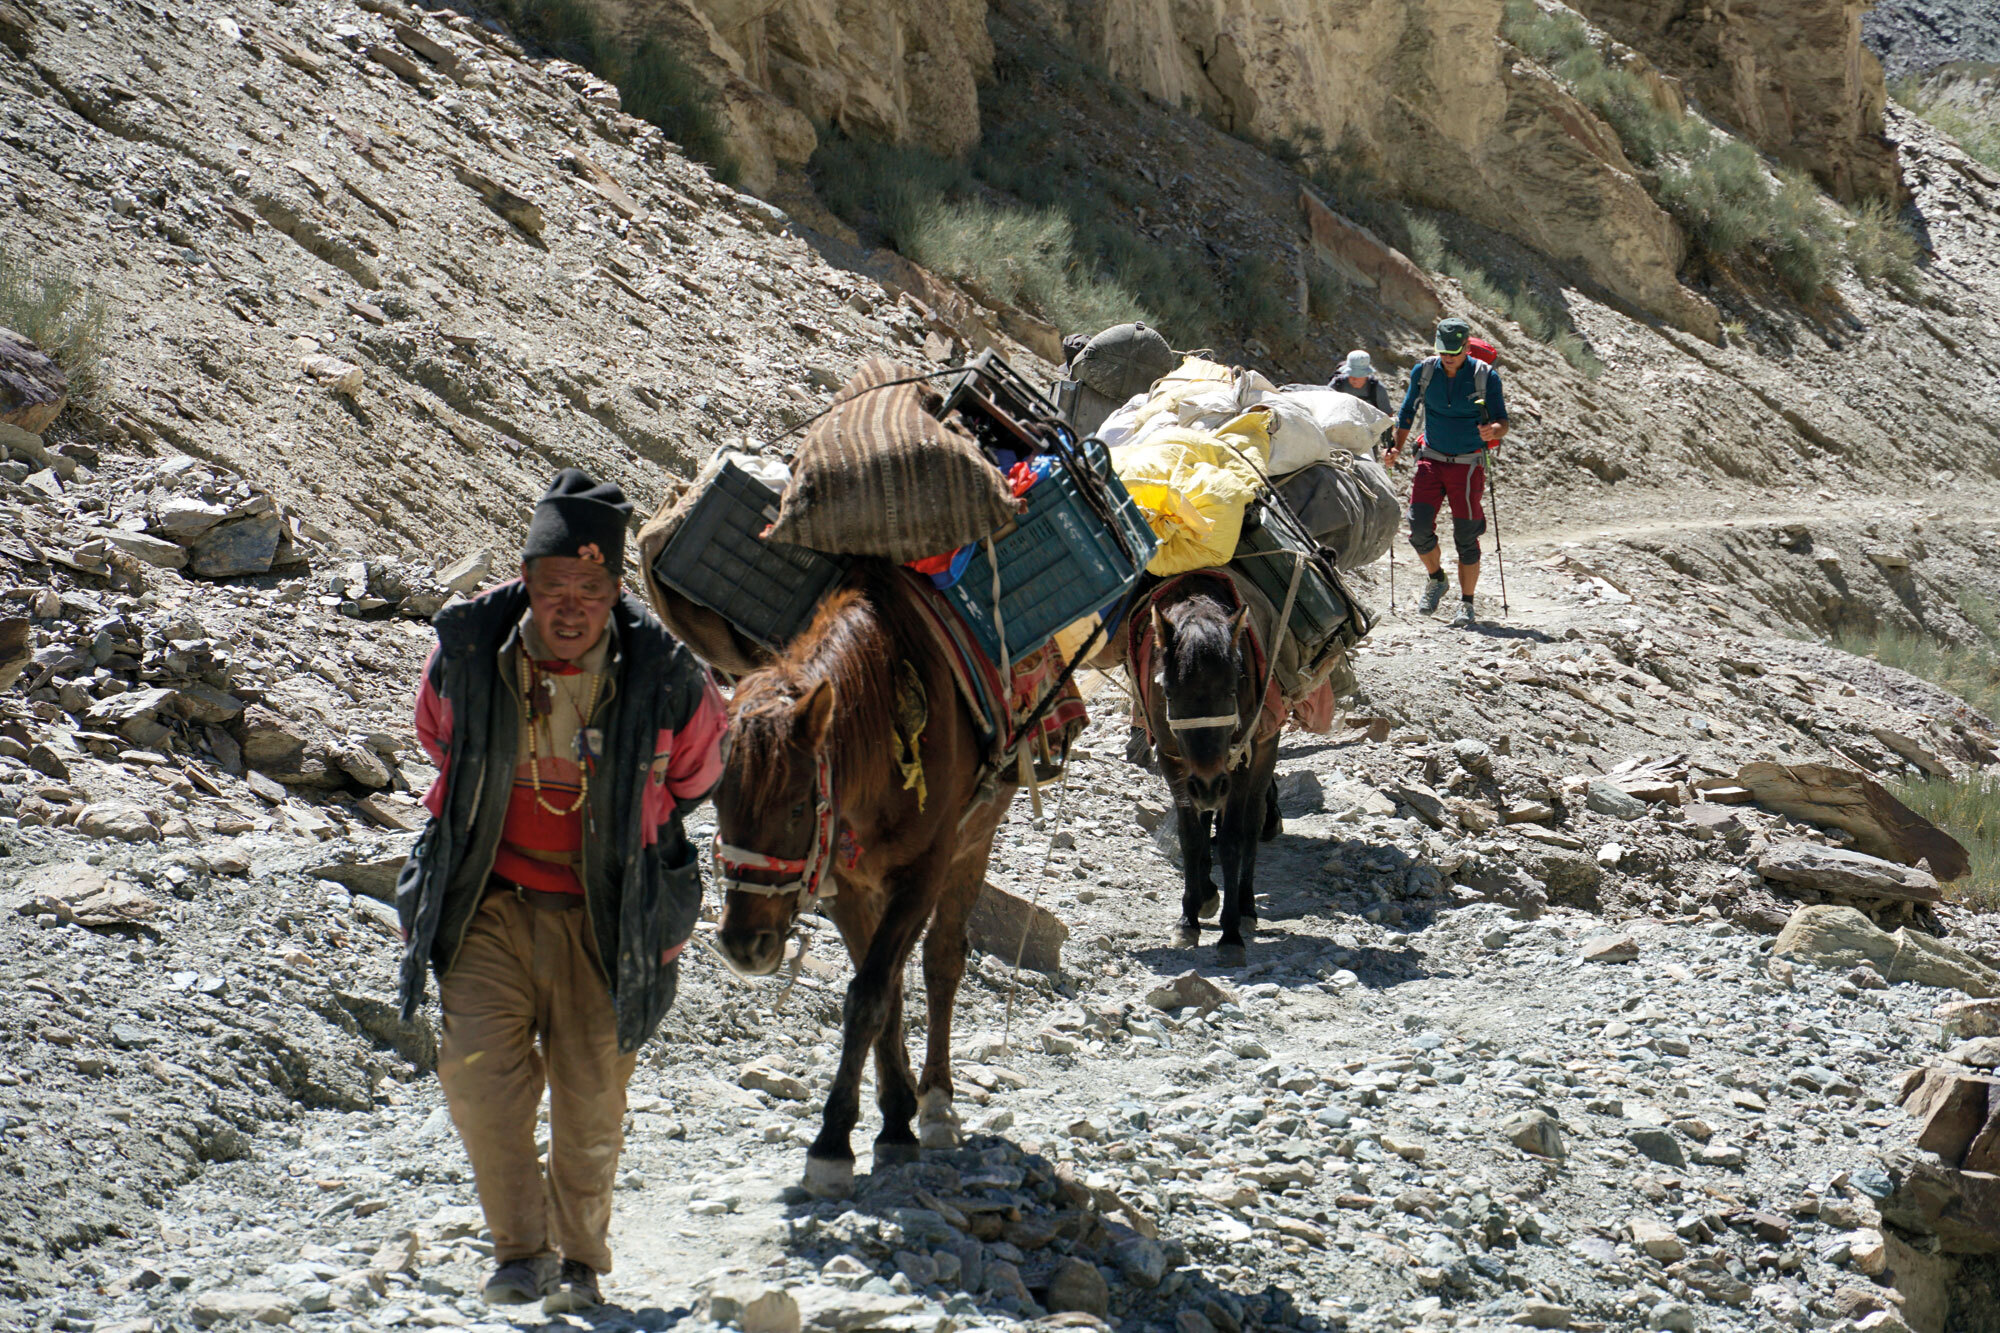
[{"x1": 712, "y1": 754, "x2": 838, "y2": 912}]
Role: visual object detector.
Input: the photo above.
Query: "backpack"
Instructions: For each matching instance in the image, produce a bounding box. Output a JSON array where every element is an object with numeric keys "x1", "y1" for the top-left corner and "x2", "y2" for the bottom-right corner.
[{"x1": 1416, "y1": 353, "x2": 1493, "y2": 421}]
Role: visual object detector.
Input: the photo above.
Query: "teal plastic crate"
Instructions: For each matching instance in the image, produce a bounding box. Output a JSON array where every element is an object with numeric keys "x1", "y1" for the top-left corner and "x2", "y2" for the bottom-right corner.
[
  {"x1": 1232, "y1": 503, "x2": 1361, "y2": 679},
  {"x1": 943, "y1": 437, "x2": 1155, "y2": 665}
]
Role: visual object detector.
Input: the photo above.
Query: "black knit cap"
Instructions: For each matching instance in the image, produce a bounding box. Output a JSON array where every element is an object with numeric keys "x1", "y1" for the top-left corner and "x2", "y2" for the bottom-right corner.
[{"x1": 523, "y1": 468, "x2": 632, "y2": 571}]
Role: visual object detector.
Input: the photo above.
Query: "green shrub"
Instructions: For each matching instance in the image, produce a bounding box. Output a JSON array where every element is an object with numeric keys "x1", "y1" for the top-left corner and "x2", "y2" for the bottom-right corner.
[
  {"x1": 1844, "y1": 197, "x2": 1921, "y2": 291},
  {"x1": 0, "y1": 246, "x2": 111, "y2": 400},
  {"x1": 495, "y1": 2, "x2": 735, "y2": 181},
  {"x1": 1836, "y1": 621, "x2": 2000, "y2": 722},
  {"x1": 622, "y1": 40, "x2": 736, "y2": 182},
  {"x1": 1763, "y1": 169, "x2": 1843, "y2": 299},
  {"x1": 1893, "y1": 775, "x2": 2000, "y2": 910},
  {"x1": 1397, "y1": 212, "x2": 1602, "y2": 375},
  {"x1": 1655, "y1": 136, "x2": 1770, "y2": 259},
  {"x1": 897, "y1": 198, "x2": 1155, "y2": 333}
]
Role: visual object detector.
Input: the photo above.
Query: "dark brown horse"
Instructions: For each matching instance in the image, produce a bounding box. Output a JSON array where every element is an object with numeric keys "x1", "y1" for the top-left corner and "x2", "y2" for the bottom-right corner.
[
  {"x1": 1130, "y1": 572, "x2": 1280, "y2": 966},
  {"x1": 712, "y1": 560, "x2": 1011, "y2": 1197}
]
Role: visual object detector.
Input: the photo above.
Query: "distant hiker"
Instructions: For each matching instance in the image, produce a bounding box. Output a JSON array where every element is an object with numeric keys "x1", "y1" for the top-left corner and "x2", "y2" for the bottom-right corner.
[
  {"x1": 1384, "y1": 317, "x2": 1509, "y2": 628},
  {"x1": 1330, "y1": 349, "x2": 1394, "y2": 417},
  {"x1": 396, "y1": 469, "x2": 726, "y2": 1315}
]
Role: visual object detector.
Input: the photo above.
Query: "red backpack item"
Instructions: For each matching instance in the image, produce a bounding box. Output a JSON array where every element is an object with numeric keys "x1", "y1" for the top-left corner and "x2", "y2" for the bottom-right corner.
[{"x1": 1467, "y1": 338, "x2": 1498, "y2": 366}]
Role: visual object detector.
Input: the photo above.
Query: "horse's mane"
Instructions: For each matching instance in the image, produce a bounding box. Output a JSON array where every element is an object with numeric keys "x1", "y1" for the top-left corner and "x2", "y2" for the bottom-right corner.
[{"x1": 728, "y1": 561, "x2": 913, "y2": 809}]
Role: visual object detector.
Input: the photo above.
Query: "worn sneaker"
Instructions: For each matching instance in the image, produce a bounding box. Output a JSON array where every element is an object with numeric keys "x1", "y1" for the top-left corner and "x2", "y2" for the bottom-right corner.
[
  {"x1": 1450, "y1": 600, "x2": 1478, "y2": 630},
  {"x1": 1417, "y1": 576, "x2": 1449, "y2": 614},
  {"x1": 543, "y1": 1260, "x2": 603, "y2": 1315},
  {"x1": 482, "y1": 1256, "x2": 557, "y2": 1305}
]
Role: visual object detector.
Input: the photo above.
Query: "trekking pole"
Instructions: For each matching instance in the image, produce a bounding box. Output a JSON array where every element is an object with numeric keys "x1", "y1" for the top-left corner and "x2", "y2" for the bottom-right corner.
[{"x1": 1485, "y1": 446, "x2": 1510, "y2": 616}]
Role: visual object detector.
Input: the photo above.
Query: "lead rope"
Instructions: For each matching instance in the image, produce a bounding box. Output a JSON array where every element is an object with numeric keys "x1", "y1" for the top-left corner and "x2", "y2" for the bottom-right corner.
[{"x1": 1002, "y1": 768, "x2": 1072, "y2": 1048}]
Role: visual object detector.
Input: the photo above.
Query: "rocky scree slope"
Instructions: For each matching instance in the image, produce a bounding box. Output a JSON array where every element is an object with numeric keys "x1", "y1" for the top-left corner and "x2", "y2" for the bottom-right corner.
[
  {"x1": 10, "y1": 469, "x2": 2000, "y2": 1333},
  {"x1": 1866, "y1": 0, "x2": 2000, "y2": 78},
  {"x1": 0, "y1": 0, "x2": 956, "y2": 561}
]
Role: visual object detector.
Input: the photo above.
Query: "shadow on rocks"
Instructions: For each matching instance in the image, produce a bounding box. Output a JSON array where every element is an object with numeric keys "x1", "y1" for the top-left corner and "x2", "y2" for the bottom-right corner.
[{"x1": 769, "y1": 1137, "x2": 1323, "y2": 1333}]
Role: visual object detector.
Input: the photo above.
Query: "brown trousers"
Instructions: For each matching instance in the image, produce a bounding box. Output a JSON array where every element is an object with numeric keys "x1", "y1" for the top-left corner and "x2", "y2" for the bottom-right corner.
[{"x1": 437, "y1": 891, "x2": 636, "y2": 1274}]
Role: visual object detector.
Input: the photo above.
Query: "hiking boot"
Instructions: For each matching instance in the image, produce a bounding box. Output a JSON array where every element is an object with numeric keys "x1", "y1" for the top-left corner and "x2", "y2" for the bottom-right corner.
[
  {"x1": 1417, "y1": 576, "x2": 1448, "y2": 615},
  {"x1": 1450, "y1": 600, "x2": 1477, "y2": 630},
  {"x1": 1124, "y1": 724, "x2": 1155, "y2": 769},
  {"x1": 482, "y1": 1256, "x2": 557, "y2": 1306},
  {"x1": 543, "y1": 1260, "x2": 602, "y2": 1315}
]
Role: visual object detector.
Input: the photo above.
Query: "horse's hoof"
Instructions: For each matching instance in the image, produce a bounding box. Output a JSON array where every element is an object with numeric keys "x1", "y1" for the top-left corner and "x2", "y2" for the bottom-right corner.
[
  {"x1": 1217, "y1": 941, "x2": 1247, "y2": 968},
  {"x1": 917, "y1": 1089, "x2": 960, "y2": 1150},
  {"x1": 802, "y1": 1155, "x2": 854, "y2": 1199},
  {"x1": 873, "y1": 1140, "x2": 921, "y2": 1166},
  {"x1": 1199, "y1": 892, "x2": 1221, "y2": 921},
  {"x1": 1174, "y1": 921, "x2": 1201, "y2": 948}
]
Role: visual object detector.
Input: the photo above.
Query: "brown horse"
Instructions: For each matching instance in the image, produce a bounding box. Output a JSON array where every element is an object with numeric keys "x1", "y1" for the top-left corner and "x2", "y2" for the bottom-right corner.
[
  {"x1": 712, "y1": 560, "x2": 1012, "y2": 1197},
  {"x1": 1131, "y1": 571, "x2": 1280, "y2": 967}
]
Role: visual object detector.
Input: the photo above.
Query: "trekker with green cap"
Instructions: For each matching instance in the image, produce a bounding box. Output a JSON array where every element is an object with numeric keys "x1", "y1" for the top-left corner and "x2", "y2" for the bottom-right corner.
[{"x1": 1384, "y1": 317, "x2": 1509, "y2": 628}]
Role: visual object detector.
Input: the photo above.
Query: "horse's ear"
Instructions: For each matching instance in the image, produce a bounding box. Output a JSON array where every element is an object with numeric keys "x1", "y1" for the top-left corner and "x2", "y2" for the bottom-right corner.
[
  {"x1": 795, "y1": 679, "x2": 836, "y2": 749},
  {"x1": 1229, "y1": 605, "x2": 1251, "y2": 653},
  {"x1": 1151, "y1": 602, "x2": 1171, "y2": 652}
]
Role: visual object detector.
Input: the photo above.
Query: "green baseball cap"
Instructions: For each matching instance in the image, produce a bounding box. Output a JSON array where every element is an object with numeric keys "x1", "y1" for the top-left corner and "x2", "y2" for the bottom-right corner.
[{"x1": 1434, "y1": 317, "x2": 1472, "y2": 354}]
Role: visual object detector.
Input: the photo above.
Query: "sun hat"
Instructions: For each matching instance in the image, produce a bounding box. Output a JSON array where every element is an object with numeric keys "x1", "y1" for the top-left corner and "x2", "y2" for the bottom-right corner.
[
  {"x1": 1433, "y1": 318, "x2": 1472, "y2": 355},
  {"x1": 1343, "y1": 350, "x2": 1373, "y2": 378}
]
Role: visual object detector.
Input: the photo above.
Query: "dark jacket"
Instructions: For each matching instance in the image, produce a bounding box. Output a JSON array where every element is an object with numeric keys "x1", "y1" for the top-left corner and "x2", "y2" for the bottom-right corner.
[
  {"x1": 394, "y1": 582, "x2": 718, "y2": 1053},
  {"x1": 1331, "y1": 375, "x2": 1394, "y2": 418}
]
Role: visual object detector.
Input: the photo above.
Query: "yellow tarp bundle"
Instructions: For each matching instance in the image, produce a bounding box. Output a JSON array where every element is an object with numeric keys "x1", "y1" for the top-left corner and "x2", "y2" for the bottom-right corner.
[{"x1": 1111, "y1": 408, "x2": 1273, "y2": 575}]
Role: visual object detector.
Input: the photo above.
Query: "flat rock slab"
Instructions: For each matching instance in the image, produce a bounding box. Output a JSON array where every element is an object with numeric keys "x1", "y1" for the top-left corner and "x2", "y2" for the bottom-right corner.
[
  {"x1": 308, "y1": 855, "x2": 406, "y2": 904},
  {"x1": 966, "y1": 881, "x2": 1067, "y2": 974},
  {"x1": 1736, "y1": 761, "x2": 1968, "y2": 881},
  {"x1": 12, "y1": 863, "x2": 159, "y2": 926},
  {"x1": 1880, "y1": 1147, "x2": 2000, "y2": 1256},
  {"x1": 1756, "y1": 840, "x2": 1942, "y2": 902}
]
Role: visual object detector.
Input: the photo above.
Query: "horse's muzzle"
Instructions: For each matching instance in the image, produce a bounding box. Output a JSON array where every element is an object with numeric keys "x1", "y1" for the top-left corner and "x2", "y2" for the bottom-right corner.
[
  {"x1": 1184, "y1": 771, "x2": 1231, "y2": 813},
  {"x1": 717, "y1": 926, "x2": 787, "y2": 977}
]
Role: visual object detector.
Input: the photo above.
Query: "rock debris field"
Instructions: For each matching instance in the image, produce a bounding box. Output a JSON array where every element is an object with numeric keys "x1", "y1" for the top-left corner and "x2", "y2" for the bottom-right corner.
[{"x1": 8, "y1": 438, "x2": 2000, "y2": 1333}]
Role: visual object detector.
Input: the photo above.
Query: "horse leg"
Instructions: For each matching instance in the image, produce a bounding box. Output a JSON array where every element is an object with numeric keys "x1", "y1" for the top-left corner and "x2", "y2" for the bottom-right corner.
[
  {"x1": 1215, "y1": 778, "x2": 1260, "y2": 967},
  {"x1": 917, "y1": 867, "x2": 981, "y2": 1150},
  {"x1": 1174, "y1": 798, "x2": 1211, "y2": 947},
  {"x1": 806, "y1": 890, "x2": 932, "y2": 1198},
  {"x1": 870, "y1": 968, "x2": 922, "y2": 1166}
]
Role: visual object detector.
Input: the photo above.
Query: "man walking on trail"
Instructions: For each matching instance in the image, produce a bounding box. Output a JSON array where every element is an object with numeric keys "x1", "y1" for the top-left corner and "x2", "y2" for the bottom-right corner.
[
  {"x1": 1384, "y1": 317, "x2": 1509, "y2": 628},
  {"x1": 395, "y1": 469, "x2": 726, "y2": 1315}
]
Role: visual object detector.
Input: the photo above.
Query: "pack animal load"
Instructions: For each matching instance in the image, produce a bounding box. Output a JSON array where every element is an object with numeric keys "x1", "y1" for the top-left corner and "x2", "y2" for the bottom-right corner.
[
  {"x1": 643, "y1": 352, "x2": 1156, "y2": 673},
  {"x1": 1095, "y1": 352, "x2": 1396, "y2": 569}
]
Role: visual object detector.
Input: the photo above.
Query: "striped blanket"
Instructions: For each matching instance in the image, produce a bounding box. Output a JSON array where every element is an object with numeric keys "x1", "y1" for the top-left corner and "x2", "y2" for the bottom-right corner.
[{"x1": 903, "y1": 570, "x2": 1088, "y2": 777}]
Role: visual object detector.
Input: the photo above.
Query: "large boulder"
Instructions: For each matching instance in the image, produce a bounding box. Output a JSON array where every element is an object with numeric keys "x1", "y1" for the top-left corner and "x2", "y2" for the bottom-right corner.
[
  {"x1": 1774, "y1": 905, "x2": 2000, "y2": 997},
  {"x1": 0, "y1": 326, "x2": 67, "y2": 433},
  {"x1": 1301, "y1": 190, "x2": 1443, "y2": 324},
  {"x1": 1737, "y1": 762, "x2": 1969, "y2": 881}
]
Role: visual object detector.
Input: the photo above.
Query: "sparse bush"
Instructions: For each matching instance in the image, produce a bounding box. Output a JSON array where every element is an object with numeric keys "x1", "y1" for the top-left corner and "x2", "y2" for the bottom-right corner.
[
  {"x1": 1655, "y1": 135, "x2": 1770, "y2": 260},
  {"x1": 1844, "y1": 197, "x2": 1921, "y2": 291},
  {"x1": 495, "y1": 2, "x2": 735, "y2": 181},
  {"x1": 622, "y1": 40, "x2": 736, "y2": 182},
  {"x1": 1894, "y1": 775, "x2": 2000, "y2": 910},
  {"x1": 1763, "y1": 169, "x2": 1843, "y2": 299},
  {"x1": 896, "y1": 198, "x2": 1156, "y2": 333},
  {"x1": 0, "y1": 246, "x2": 111, "y2": 400}
]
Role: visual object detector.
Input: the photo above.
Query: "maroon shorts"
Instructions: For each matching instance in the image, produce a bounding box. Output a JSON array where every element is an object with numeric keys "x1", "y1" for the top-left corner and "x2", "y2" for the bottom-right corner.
[{"x1": 1409, "y1": 456, "x2": 1485, "y2": 521}]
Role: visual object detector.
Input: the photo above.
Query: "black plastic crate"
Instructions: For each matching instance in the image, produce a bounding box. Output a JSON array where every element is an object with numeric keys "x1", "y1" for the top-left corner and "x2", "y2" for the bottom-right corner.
[
  {"x1": 1232, "y1": 505, "x2": 1357, "y2": 678},
  {"x1": 651, "y1": 457, "x2": 846, "y2": 651},
  {"x1": 942, "y1": 437, "x2": 1156, "y2": 665},
  {"x1": 935, "y1": 349, "x2": 1069, "y2": 461}
]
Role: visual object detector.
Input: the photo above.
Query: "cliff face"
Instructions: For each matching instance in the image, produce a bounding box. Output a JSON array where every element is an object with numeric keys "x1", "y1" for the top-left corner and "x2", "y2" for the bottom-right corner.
[
  {"x1": 604, "y1": 0, "x2": 1904, "y2": 334},
  {"x1": 1576, "y1": 0, "x2": 1903, "y2": 202},
  {"x1": 1039, "y1": 0, "x2": 1716, "y2": 335},
  {"x1": 587, "y1": 0, "x2": 990, "y2": 194}
]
